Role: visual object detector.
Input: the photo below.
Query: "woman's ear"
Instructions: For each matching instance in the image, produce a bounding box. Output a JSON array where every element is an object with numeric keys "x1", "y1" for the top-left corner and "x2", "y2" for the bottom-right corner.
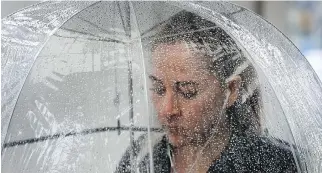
[{"x1": 226, "y1": 75, "x2": 241, "y2": 108}]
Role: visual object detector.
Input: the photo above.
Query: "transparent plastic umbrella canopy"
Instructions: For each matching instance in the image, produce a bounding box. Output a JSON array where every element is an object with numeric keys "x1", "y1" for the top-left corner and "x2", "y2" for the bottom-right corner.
[{"x1": 2, "y1": 1, "x2": 322, "y2": 173}]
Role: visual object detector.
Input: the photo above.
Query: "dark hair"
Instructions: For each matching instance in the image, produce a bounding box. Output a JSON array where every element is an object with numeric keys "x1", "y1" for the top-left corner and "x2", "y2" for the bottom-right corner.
[{"x1": 148, "y1": 11, "x2": 261, "y2": 136}]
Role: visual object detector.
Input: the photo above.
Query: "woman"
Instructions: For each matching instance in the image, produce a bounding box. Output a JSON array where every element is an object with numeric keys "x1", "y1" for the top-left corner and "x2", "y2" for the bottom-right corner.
[{"x1": 116, "y1": 11, "x2": 298, "y2": 173}]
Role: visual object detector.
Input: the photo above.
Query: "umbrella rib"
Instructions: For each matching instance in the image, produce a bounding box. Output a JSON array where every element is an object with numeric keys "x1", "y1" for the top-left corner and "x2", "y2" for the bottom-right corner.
[
  {"x1": 54, "y1": 32, "x2": 124, "y2": 43},
  {"x1": 224, "y1": 8, "x2": 246, "y2": 18},
  {"x1": 117, "y1": 3, "x2": 137, "y2": 172},
  {"x1": 117, "y1": 2, "x2": 131, "y2": 37},
  {"x1": 3, "y1": 126, "x2": 163, "y2": 148},
  {"x1": 77, "y1": 16, "x2": 126, "y2": 40},
  {"x1": 58, "y1": 27, "x2": 125, "y2": 43}
]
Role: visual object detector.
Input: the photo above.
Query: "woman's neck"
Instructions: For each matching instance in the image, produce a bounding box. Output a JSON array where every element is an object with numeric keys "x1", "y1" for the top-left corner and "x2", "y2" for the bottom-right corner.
[{"x1": 171, "y1": 127, "x2": 231, "y2": 173}]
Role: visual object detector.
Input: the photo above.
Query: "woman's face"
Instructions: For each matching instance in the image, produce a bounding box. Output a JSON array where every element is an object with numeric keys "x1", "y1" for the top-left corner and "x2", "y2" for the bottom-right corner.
[{"x1": 150, "y1": 42, "x2": 227, "y2": 147}]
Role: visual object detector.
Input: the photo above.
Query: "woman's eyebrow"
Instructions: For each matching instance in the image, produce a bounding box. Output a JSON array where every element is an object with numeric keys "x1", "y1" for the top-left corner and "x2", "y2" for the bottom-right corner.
[
  {"x1": 175, "y1": 81, "x2": 198, "y2": 86},
  {"x1": 148, "y1": 75, "x2": 162, "y2": 82}
]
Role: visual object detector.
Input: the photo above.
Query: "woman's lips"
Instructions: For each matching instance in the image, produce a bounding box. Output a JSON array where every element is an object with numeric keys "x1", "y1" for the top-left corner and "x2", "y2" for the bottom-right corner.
[{"x1": 167, "y1": 126, "x2": 185, "y2": 135}]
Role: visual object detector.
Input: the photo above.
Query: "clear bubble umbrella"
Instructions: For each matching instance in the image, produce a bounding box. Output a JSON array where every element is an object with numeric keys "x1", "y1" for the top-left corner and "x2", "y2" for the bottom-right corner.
[{"x1": 2, "y1": 1, "x2": 322, "y2": 173}]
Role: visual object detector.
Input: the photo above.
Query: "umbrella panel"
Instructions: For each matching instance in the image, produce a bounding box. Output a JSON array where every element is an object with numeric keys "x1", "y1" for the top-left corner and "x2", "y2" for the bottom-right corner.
[{"x1": 2, "y1": 3, "x2": 159, "y2": 171}]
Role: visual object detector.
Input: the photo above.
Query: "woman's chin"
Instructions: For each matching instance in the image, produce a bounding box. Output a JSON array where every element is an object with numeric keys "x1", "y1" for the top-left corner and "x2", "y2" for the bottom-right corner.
[
  {"x1": 167, "y1": 132, "x2": 208, "y2": 148},
  {"x1": 167, "y1": 133, "x2": 186, "y2": 147}
]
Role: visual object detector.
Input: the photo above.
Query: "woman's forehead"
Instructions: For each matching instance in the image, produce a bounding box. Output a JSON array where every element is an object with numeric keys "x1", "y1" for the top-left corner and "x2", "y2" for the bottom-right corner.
[{"x1": 150, "y1": 43, "x2": 215, "y2": 84}]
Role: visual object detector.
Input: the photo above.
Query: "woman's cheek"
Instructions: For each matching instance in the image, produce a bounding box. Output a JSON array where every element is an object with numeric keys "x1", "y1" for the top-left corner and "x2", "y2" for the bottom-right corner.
[{"x1": 183, "y1": 103, "x2": 202, "y2": 126}]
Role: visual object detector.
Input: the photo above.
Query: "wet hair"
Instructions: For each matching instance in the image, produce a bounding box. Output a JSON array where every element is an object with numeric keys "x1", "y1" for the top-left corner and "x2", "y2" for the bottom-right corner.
[{"x1": 149, "y1": 11, "x2": 261, "y2": 136}]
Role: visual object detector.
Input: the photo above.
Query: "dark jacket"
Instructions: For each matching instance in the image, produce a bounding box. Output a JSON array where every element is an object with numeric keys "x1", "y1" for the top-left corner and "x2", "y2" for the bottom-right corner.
[{"x1": 116, "y1": 133, "x2": 298, "y2": 173}]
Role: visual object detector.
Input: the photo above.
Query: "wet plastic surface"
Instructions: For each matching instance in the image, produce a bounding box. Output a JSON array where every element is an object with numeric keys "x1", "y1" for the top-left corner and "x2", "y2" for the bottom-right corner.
[{"x1": 2, "y1": 1, "x2": 322, "y2": 173}]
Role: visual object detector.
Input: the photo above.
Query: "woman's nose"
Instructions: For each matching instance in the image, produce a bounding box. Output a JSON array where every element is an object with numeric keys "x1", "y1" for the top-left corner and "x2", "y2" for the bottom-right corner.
[{"x1": 160, "y1": 91, "x2": 181, "y2": 119}]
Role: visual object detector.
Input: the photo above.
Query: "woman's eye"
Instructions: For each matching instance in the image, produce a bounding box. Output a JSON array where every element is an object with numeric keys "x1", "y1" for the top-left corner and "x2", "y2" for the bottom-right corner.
[
  {"x1": 181, "y1": 91, "x2": 198, "y2": 99},
  {"x1": 150, "y1": 85, "x2": 166, "y2": 96},
  {"x1": 175, "y1": 82, "x2": 198, "y2": 99}
]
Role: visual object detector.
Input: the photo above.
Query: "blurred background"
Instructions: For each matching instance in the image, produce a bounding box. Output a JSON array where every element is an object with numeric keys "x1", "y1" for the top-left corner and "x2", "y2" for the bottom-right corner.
[{"x1": 2, "y1": 1, "x2": 321, "y2": 79}]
